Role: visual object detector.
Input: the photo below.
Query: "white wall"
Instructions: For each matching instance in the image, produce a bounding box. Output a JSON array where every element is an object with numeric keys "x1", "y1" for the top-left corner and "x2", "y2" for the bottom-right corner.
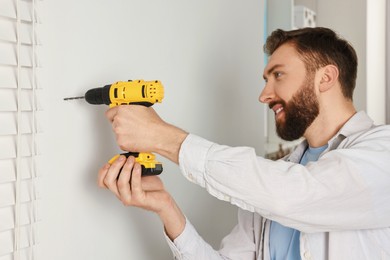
[
  {"x1": 366, "y1": 0, "x2": 386, "y2": 124},
  {"x1": 317, "y1": 0, "x2": 388, "y2": 125},
  {"x1": 316, "y1": 0, "x2": 367, "y2": 112},
  {"x1": 387, "y1": 1, "x2": 390, "y2": 124},
  {"x1": 40, "y1": 1, "x2": 265, "y2": 259}
]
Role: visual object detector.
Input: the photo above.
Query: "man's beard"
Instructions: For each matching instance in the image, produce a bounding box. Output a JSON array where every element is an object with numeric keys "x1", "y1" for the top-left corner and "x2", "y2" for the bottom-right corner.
[{"x1": 271, "y1": 76, "x2": 320, "y2": 141}]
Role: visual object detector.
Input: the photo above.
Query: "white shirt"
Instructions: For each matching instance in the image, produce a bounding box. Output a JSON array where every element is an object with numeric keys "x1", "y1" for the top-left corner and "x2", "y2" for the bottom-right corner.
[{"x1": 165, "y1": 111, "x2": 390, "y2": 259}]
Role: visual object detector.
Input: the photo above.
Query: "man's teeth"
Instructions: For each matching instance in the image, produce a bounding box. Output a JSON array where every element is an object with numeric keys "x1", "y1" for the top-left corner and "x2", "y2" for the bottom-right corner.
[{"x1": 275, "y1": 107, "x2": 283, "y2": 114}]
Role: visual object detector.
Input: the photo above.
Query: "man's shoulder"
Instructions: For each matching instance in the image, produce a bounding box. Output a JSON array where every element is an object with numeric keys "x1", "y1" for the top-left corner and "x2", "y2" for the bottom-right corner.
[
  {"x1": 340, "y1": 123, "x2": 390, "y2": 149},
  {"x1": 339, "y1": 111, "x2": 389, "y2": 141}
]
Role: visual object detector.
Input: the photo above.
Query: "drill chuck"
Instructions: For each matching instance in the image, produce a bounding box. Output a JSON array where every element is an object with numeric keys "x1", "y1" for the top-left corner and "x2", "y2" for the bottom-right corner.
[{"x1": 85, "y1": 85, "x2": 111, "y2": 105}]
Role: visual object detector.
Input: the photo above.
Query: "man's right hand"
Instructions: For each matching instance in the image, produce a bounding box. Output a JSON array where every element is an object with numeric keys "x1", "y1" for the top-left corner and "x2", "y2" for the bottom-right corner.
[{"x1": 97, "y1": 155, "x2": 186, "y2": 240}]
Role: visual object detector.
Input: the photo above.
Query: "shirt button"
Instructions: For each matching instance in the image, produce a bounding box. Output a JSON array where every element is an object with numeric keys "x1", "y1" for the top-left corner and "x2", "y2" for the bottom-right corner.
[{"x1": 304, "y1": 251, "x2": 312, "y2": 259}]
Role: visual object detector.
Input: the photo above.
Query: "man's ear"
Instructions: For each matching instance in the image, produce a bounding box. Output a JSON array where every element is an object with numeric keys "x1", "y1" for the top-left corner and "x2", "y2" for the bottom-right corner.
[{"x1": 319, "y1": 65, "x2": 339, "y2": 92}]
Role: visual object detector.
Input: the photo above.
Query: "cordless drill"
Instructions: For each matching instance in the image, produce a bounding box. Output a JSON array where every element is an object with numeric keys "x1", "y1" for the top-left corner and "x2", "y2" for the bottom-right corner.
[{"x1": 65, "y1": 80, "x2": 164, "y2": 176}]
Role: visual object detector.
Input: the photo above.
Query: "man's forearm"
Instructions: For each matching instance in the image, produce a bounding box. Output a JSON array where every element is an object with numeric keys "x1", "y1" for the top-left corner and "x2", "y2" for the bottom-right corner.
[
  {"x1": 154, "y1": 124, "x2": 188, "y2": 164},
  {"x1": 158, "y1": 195, "x2": 186, "y2": 240}
]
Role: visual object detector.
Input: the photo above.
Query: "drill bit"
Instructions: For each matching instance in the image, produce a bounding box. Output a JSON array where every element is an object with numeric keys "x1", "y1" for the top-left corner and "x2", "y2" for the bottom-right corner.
[{"x1": 63, "y1": 96, "x2": 85, "y2": 101}]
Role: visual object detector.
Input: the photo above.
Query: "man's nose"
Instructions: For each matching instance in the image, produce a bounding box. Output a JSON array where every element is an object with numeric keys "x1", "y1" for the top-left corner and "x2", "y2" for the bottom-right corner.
[{"x1": 259, "y1": 83, "x2": 275, "y2": 104}]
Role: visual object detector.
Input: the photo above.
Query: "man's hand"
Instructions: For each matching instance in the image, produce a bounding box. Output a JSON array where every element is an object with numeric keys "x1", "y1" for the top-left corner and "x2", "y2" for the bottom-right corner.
[
  {"x1": 98, "y1": 155, "x2": 168, "y2": 212},
  {"x1": 105, "y1": 106, "x2": 188, "y2": 164},
  {"x1": 97, "y1": 155, "x2": 186, "y2": 240}
]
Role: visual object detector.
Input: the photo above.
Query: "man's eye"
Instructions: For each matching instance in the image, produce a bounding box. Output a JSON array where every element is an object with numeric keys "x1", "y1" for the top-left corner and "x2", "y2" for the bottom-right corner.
[{"x1": 274, "y1": 72, "x2": 283, "y2": 78}]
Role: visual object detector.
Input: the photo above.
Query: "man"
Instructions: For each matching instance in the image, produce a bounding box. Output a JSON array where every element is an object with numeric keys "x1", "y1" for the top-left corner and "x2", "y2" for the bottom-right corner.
[{"x1": 98, "y1": 27, "x2": 390, "y2": 259}]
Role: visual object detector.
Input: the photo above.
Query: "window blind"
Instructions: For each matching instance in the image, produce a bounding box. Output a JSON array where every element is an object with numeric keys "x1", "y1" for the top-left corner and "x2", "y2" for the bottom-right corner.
[{"x1": 0, "y1": 0, "x2": 43, "y2": 259}]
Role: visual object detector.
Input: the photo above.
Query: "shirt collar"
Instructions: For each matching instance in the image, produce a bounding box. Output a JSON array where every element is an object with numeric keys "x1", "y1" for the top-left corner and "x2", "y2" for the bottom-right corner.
[
  {"x1": 337, "y1": 111, "x2": 374, "y2": 137},
  {"x1": 287, "y1": 111, "x2": 374, "y2": 162},
  {"x1": 327, "y1": 111, "x2": 374, "y2": 149}
]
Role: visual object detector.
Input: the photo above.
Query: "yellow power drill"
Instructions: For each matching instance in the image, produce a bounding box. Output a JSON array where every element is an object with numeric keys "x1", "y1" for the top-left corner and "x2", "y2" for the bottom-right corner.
[{"x1": 64, "y1": 80, "x2": 164, "y2": 176}]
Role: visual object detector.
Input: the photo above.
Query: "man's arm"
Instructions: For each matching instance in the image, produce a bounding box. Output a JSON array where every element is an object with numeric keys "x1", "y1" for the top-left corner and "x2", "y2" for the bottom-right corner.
[
  {"x1": 103, "y1": 106, "x2": 265, "y2": 258},
  {"x1": 105, "y1": 106, "x2": 390, "y2": 232},
  {"x1": 178, "y1": 133, "x2": 390, "y2": 232},
  {"x1": 97, "y1": 155, "x2": 256, "y2": 259}
]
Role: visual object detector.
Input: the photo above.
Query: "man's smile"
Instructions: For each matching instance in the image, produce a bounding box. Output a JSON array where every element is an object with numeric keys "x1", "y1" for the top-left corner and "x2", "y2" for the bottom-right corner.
[{"x1": 271, "y1": 103, "x2": 284, "y2": 118}]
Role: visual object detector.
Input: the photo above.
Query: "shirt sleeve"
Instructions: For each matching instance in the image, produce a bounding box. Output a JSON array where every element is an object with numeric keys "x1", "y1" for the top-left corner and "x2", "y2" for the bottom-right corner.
[
  {"x1": 164, "y1": 210, "x2": 258, "y2": 260},
  {"x1": 178, "y1": 133, "x2": 390, "y2": 232},
  {"x1": 164, "y1": 218, "x2": 229, "y2": 260}
]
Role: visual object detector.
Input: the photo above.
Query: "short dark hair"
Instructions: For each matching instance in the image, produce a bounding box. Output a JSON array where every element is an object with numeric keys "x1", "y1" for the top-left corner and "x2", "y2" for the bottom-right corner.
[{"x1": 264, "y1": 27, "x2": 358, "y2": 100}]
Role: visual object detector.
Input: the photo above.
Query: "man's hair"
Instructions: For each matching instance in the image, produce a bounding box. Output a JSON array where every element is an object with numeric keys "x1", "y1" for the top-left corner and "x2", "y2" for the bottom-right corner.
[{"x1": 264, "y1": 27, "x2": 358, "y2": 100}]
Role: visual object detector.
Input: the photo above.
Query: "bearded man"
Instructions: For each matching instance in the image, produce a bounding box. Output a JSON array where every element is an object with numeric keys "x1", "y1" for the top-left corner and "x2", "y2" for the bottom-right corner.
[{"x1": 99, "y1": 27, "x2": 390, "y2": 260}]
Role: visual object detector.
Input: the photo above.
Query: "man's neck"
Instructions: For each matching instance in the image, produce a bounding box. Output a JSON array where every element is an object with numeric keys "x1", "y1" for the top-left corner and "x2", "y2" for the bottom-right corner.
[{"x1": 304, "y1": 103, "x2": 356, "y2": 147}]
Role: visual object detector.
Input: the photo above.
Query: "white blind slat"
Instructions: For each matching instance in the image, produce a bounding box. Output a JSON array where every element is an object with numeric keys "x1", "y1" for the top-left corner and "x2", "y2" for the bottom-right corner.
[
  {"x1": 20, "y1": 0, "x2": 33, "y2": 23},
  {"x1": 0, "y1": 19, "x2": 16, "y2": 42},
  {"x1": 0, "y1": 0, "x2": 35, "y2": 22},
  {"x1": 0, "y1": 246, "x2": 39, "y2": 260},
  {"x1": 0, "y1": 0, "x2": 16, "y2": 19},
  {"x1": 0, "y1": 136, "x2": 16, "y2": 159},
  {"x1": 0, "y1": 19, "x2": 42, "y2": 45},
  {"x1": 0, "y1": 112, "x2": 16, "y2": 135},
  {"x1": 21, "y1": 23, "x2": 41, "y2": 46},
  {"x1": 0, "y1": 254, "x2": 12, "y2": 260},
  {"x1": 0, "y1": 67, "x2": 42, "y2": 89},
  {"x1": 0, "y1": 201, "x2": 39, "y2": 232},
  {"x1": 0, "y1": 89, "x2": 43, "y2": 112},
  {"x1": 0, "y1": 41, "x2": 16, "y2": 66},
  {"x1": 0, "y1": 159, "x2": 15, "y2": 183},
  {"x1": 0, "y1": 111, "x2": 44, "y2": 135},
  {"x1": 0, "y1": 89, "x2": 17, "y2": 111},
  {"x1": 0, "y1": 134, "x2": 43, "y2": 159},
  {"x1": 0, "y1": 66, "x2": 17, "y2": 88},
  {"x1": 19, "y1": 67, "x2": 38, "y2": 89},
  {"x1": 0, "y1": 180, "x2": 39, "y2": 208},
  {"x1": 0, "y1": 156, "x2": 43, "y2": 184},
  {"x1": 0, "y1": 225, "x2": 37, "y2": 256},
  {"x1": 0, "y1": 42, "x2": 39, "y2": 67},
  {"x1": 20, "y1": 45, "x2": 36, "y2": 67}
]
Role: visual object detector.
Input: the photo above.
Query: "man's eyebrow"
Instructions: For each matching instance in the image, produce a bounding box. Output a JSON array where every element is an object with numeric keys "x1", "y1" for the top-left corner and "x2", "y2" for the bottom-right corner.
[{"x1": 263, "y1": 64, "x2": 284, "y2": 79}]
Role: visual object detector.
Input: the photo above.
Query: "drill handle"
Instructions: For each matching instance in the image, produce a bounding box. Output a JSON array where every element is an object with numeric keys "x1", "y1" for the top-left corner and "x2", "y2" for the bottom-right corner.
[{"x1": 108, "y1": 152, "x2": 163, "y2": 176}]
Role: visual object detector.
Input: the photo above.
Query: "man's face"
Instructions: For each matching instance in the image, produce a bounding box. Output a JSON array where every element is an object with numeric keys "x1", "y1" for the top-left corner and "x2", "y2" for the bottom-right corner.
[
  {"x1": 271, "y1": 74, "x2": 319, "y2": 140},
  {"x1": 260, "y1": 43, "x2": 319, "y2": 141}
]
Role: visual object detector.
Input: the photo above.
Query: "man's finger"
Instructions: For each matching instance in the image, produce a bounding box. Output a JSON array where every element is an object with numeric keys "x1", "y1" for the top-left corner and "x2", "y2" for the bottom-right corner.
[
  {"x1": 117, "y1": 157, "x2": 135, "y2": 205},
  {"x1": 131, "y1": 163, "x2": 143, "y2": 196},
  {"x1": 105, "y1": 106, "x2": 119, "y2": 122},
  {"x1": 104, "y1": 155, "x2": 126, "y2": 197},
  {"x1": 97, "y1": 163, "x2": 110, "y2": 188}
]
